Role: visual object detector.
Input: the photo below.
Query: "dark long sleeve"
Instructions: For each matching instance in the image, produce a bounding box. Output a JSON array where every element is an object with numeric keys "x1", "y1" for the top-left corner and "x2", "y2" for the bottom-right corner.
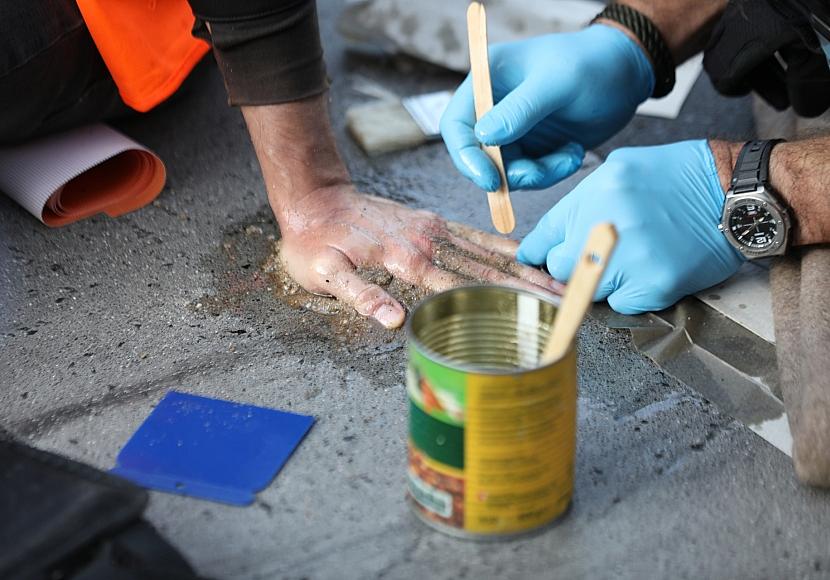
[{"x1": 186, "y1": 0, "x2": 328, "y2": 106}]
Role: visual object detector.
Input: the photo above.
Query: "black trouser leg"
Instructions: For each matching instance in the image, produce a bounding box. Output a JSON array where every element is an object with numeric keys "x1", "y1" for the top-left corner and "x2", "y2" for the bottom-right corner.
[{"x1": 0, "y1": 0, "x2": 130, "y2": 145}]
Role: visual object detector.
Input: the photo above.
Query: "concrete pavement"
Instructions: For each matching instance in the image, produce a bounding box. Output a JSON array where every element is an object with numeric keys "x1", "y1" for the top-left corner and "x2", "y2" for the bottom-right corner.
[{"x1": 1, "y1": 1, "x2": 828, "y2": 578}]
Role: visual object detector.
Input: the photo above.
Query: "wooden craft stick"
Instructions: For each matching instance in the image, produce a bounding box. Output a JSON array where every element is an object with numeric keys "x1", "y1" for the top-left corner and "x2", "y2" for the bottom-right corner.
[
  {"x1": 466, "y1": 1, "x2": 515, "y2": 235},
  {"x1": 541, "y1": 223, "x2": 618, "y2": 364}
]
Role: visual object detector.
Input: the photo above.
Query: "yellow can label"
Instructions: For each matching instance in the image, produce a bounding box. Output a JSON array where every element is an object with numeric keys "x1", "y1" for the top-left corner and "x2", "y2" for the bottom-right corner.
[{"x1": 407, "y1": 347, "x2": 577, "y2": 536}]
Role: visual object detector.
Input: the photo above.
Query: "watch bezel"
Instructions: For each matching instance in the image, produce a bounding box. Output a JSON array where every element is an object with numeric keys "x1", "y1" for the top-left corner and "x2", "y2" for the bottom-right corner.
[{"x1": 720, "y1": 187, "x2": 790, "y2": 257}]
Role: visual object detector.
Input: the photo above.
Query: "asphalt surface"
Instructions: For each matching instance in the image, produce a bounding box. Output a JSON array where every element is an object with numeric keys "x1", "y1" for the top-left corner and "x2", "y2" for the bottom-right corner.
[{"x1": 1, "y1": 1, "x2": 829, "y2": 579}]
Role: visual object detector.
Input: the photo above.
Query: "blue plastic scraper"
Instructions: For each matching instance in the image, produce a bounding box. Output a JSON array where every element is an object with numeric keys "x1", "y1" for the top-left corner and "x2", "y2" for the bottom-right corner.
[{"x1": 112, "y1": 391, "x2": 314, "y2": 505}]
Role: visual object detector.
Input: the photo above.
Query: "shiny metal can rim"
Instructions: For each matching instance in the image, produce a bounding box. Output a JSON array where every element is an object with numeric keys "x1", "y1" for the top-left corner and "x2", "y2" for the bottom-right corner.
[{"x1": 406, "y1": 284, "x2": 573, "y2": 375}]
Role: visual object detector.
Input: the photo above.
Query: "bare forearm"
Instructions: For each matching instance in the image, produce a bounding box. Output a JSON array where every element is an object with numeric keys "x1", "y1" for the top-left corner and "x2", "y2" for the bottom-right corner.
[
  {"x1": 603, "y1": 0, "x2": 727, "y2": 63},
  {"x1": 770, "y1": 138, "x2": 830, "y2": 246},
  {"x1": 710, "y1": 138, "x2": 830, "y2": 247},
  {"x1": 241, "y1": 94, "x2": 351, "y2": 230}
]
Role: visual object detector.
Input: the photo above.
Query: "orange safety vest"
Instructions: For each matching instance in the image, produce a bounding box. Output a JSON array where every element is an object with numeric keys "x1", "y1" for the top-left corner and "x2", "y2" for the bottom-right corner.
[{"x1": 75, "y1": 1, "x2": 210, "y2": 113}]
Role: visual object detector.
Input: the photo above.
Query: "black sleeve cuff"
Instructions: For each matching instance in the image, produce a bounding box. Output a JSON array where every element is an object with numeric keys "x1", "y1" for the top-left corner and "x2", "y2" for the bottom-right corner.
[{"x1": 188, "y1": 0, "x2": 328, "y2": 106}]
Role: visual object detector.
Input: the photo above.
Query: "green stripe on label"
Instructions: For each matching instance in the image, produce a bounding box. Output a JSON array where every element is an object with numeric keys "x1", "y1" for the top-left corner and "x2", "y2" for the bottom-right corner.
[{"x1": 410, "y1": 400, "x2": 464, "y2": 469}]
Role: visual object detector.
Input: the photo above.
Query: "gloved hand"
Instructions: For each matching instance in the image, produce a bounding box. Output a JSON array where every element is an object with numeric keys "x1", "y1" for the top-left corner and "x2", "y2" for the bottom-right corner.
[
  {"x1": 517, "y1": 140, "x2": 746, "y2": 314},
  {"x1": 440, "y1": 24, "x2": 655, "y2": 192}
]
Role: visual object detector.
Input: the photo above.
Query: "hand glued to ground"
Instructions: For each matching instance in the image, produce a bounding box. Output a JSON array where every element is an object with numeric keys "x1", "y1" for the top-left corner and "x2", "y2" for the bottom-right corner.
[{"x1": 270, "y1": 191, "x2": 563, "y2": 329}]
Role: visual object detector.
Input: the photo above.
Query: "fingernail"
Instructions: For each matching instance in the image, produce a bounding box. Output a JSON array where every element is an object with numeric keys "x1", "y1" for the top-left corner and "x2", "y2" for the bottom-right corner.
[{"x1": 376, "y1": 304, "x2": 404, "y2": 329}]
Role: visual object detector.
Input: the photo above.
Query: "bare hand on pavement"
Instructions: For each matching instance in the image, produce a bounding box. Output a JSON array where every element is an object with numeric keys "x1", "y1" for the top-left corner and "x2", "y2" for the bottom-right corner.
[{"x1": 278, "y1": 187, "x2": 563, "y2": 329}]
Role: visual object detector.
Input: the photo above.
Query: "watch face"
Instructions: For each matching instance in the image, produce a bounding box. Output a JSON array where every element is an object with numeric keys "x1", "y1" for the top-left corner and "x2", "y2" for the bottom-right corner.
[{"x1": 728, "y1": 202, "x2": 778, "y2": 251}]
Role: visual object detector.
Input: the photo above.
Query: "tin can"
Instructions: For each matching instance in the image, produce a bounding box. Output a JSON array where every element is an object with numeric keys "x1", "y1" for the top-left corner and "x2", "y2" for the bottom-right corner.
[{"x1": 406, "y1": 285, "x2": 576, "y2": 539}]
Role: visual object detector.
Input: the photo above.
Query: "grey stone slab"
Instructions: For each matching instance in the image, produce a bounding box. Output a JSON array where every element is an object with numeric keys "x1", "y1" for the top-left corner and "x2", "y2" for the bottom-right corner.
[{"x1": 1, "y1": 1, "x2": 828, "y2": 579}]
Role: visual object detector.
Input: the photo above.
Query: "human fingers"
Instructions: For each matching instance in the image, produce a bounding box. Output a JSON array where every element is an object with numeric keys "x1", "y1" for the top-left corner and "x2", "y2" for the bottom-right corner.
[
  {"x1": 383, "y1": 247, "x2": 468, "y2": 293},
  {"x1": 446, "y1": 225, "x2": 564, "y2": 293},
  {"x1": 547, "y1": 246, "x2": 617, "y2": 301},
  {"x1": 544, "y1": 244, "x2": 575, "y2": 283},
  {"x1": 318, "y1": 250, "x2": 405, "y2": 329},
  {"x1": 505, "y1": 142, "x2": 584, "y2": 190},
  {"x1": 516, "y1": 197, "x2": 572, "y2": 265},
  {"x1": 605, "y1": 268, "x2": 683, "y2": 315},
  {"x1": 606, "y1": 288, "x2": 664, "y2": 316},
  {"x1": 440, "y1": 251, "x2": 556, "y2": 295},
  {"x1": 592, "y1": 272, "x2": 617, "y2": 302},
  {"x1": 440, "y1": 77, "x2": 502, "y2": 191},
  {"x1": 447, "y1": 233, "x2": 563, "y2": 294},
  {"x1": 446, "y1": 221, "x2": 518, "y2": 257},
  {"x1": 475, "y1": 76, "x2": 571, "y2": 147}
]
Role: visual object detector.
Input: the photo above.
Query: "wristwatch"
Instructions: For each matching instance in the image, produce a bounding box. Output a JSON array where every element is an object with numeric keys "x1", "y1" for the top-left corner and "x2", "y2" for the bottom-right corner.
[{"x1": 718, "y1": 139, "x2": 791, "y2": 258}]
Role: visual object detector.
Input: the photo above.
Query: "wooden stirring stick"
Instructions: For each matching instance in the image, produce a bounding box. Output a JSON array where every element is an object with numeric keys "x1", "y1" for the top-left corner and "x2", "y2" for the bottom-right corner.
[
  {"x1": 466, "y1": 1, "x2": 515, "y2": 235},
  {"x1": 541, "y1": 223, "x2": 619, "y2": 364}
]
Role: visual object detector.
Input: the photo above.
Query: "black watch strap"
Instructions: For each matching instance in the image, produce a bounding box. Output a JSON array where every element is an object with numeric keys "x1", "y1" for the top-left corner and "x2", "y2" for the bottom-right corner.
[
  {"x1": 591, "y1": 3, "x2": 676, "y2": 98},
  {"x1": 731, "y1": 139, "x2": 785, "y2": 193}
]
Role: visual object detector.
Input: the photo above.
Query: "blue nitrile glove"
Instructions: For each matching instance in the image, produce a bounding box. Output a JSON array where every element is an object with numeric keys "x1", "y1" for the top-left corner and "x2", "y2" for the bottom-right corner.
[
  {"x1": 517, "y1": 140, "x2": 746, "y2": 314},
  {"x1": 440, "y1": 24, "x2": 655, "y2": 192}
]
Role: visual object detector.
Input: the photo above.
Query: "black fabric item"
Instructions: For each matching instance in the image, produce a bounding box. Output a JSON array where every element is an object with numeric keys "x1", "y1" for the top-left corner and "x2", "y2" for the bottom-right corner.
[
  {"x1": 776, "y1": 0, "x2": 830, "y2": 48},
  {"x1": 592, "y1": 3, "x2": 676, "y2": 98},
  {"x1": 0, "y1": 0, "x2": 327, "y2": 142},
  {"x1": 0, "y1": 0, "x2": 129, "y2": 144},
  {"x1": 60, "y1": 521, "x2": 203, "y2": 580},
  {"x1": 704, "y1": 0, "x2": 830, "y2": 117},
  {"x1": 0, "y1": 435, "x2": 201, "y2": 580},
  {"x1": 187, "y1": 0, "x2": 329, "y2": 106},
  {"x1": 186, "y1": 0, "x2": 309, "y2": 21}
]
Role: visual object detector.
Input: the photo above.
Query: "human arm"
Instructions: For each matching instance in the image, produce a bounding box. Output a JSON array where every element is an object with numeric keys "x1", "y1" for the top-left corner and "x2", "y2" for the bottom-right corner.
[
  {"x1": 598, "y1": 0, "x2": 727, "y2": 65},
  {"x1": 185, "y1": 1, "x2": 561, "y2": 328},
  {"x1": 711, "y1": 137, "x2": 830, "y2": 247}
]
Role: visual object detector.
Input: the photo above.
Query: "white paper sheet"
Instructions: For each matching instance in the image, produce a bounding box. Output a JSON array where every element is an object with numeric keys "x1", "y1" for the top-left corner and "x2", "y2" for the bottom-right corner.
[
  {"x1": 402, "y1": 91, "x2": 453, "y2": 137},
  {"x1": 637, "y1": 54, "x2": 704, "y2": 120}
]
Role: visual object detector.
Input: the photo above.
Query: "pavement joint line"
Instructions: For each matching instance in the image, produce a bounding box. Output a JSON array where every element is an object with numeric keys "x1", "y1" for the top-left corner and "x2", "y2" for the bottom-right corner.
[{"x1": 10, "y1": 351, "x2": 246, "y2": 437}]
